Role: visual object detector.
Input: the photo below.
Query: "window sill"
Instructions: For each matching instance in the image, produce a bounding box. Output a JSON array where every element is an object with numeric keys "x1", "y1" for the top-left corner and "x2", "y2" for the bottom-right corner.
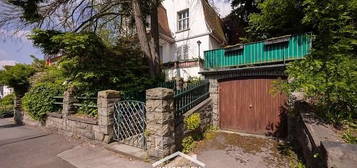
[{"x1": 176, "y1": 29, "x2": 190, "y2": 33}]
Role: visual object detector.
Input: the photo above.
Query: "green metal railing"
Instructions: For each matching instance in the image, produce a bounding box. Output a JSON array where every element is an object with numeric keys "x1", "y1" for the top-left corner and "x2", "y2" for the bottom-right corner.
[
  {"x1": 174, "y1": 80, "x2": 209, "y2": 116},
  {"x1": 53, "y1": 96, "x2": 97, "y2": 110},
  {"x1": 158, "y1": 80, "x2": 177, "y2": 91},
  {"x1": 204, "y1": 34, "x2": 312, "y2": 69}
]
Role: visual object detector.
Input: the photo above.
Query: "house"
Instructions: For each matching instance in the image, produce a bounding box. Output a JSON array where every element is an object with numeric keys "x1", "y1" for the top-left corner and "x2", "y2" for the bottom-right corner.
[
  {"x1": 0, "y1": 61, "x2": 15, "y2": 99},
  {"x1": 0, "y1": 85, "x2": 13, "y2": 99},
  {"x1": 158, "y1": 0, "x2": 226, "y2": 81},
  {"x1": 44, "y1": 0, "x2": 227, "y2": 81}
]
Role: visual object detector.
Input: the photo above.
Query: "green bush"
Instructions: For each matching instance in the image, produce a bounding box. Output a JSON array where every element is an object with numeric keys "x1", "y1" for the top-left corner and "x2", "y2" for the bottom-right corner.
[
  {"x1": 182, "y1": 136, "x2": 196, "y2": 153},
  {"x1": 0, "y1": 94, "x2": 14, "y2": 118},
  {"x1": 184, "y1": 113, "x2": 201, "y2": 131},
  {"x1": 22, "y1": 82, "x2": 64, "y2": 121}
]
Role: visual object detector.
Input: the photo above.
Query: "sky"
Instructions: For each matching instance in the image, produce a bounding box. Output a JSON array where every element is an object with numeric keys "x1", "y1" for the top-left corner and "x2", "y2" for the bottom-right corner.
[{"x1": 0, "y1": 0, "x2": 232, "y2": 65}]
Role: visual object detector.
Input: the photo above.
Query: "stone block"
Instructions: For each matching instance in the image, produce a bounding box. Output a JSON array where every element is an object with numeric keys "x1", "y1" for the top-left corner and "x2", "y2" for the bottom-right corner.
[
  {"x1": 146, "y1": 88, "x2": 174, "y2": 100},
  {"x1": 322, "y1": 141, "x2": 357, "y2": 168},
  {"x1": 98, "y1": 90, "x2": 121, "y2": 99}
]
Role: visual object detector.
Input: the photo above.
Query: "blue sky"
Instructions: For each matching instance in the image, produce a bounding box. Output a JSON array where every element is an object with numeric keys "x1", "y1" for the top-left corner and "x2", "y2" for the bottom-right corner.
[{"x1": 0, "y1": 0, "x2": 231, "y2": 64}]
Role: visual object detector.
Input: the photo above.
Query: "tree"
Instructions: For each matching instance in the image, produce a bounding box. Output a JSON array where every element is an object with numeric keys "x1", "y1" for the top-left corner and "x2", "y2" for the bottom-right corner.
[
  {"x1": 248, "y1": 0, "x2": 308, "y2": 39},
  {"x1": 0, "y1": 0, "x2": 161, "y2": 77},
  {"x1": 231, "y1": 0, "x2": 262, "y2": 25},
  {"x1": 250, "y1": 0, "x2": 357, "y2": 124},
  {"x1": 0, "y1": 64, "x2": 35, "y2": 96}
]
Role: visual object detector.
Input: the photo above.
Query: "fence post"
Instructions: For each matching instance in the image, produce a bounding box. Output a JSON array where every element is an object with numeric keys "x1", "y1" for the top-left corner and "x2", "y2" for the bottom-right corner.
[
  {"x1": 209, "y1": 78, "x2": 219, "y2": 127},
  {"x1": 97, "y1": 90, "x2": 121, "y2": 143},
  {"x1": 62, "y1": 87, "x2": 76, "y2": 117},
  {"x1": 146, "y1": 88, "x2": 175, "y2": 158}
]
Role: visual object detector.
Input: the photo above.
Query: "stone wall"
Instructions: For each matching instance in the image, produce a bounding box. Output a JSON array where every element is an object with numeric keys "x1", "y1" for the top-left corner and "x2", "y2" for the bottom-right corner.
[
  {"x1": 175, "y1": 98, "x2": 213, "y2": 148},
  {"x1": 145, "y1": 87, "x2": 214, "y2": 158},
  {"x1": 22, "y1": 89, "x2": 120, "y2": 144},
  {"x1": 145, "y1": 88, "x2": 176, "y2": 158},
  {"x1": 46, "y1": 113, "x2": 100, "y2": 141},
  {"x1": 290, "y1": 101, "x2": 357, "y2": 168}
]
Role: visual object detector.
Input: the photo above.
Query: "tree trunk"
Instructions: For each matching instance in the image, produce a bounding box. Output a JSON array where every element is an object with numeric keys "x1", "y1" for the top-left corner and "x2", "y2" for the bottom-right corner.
[{"x1": 132, "y1": 0, "x2": 160, "y2": 77}]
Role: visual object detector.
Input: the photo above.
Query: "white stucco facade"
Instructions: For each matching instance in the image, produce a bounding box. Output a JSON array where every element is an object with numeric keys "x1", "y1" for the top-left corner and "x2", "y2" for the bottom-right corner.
[
  {"x1": 160, "y1": 0, "x2": 225, "y2": 81},
  {"x1": 0, "y1": 85, "x2": 13, "y2": 99}
]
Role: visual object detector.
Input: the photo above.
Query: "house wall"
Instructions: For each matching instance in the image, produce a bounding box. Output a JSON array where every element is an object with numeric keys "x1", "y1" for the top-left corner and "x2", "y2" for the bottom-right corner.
[
  {"x1": 161, "y1": 0, "x2": 223, "y2": 80},
  {"x1": 0, "y1": 85, "x2": 13, "y2": 98},
  {"x1": 164, "y1": 66, "x2": 203, "y2": 81}
]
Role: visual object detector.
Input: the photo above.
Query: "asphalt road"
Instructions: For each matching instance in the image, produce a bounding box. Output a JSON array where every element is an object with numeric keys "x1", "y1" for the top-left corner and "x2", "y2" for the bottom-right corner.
[{"x1": 0, "y1": 118, "x2": 77, "y2": 168}]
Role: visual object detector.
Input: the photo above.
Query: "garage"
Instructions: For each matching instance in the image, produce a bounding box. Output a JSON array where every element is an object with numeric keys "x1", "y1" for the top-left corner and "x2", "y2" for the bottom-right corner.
[{"x1": 219, "y1": 76, "x2": 287, "y2": 136}]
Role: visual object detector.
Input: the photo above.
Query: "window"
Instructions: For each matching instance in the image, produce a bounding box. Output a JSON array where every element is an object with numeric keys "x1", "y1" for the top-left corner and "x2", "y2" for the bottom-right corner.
[
  {"x1": 176, "y1": 45, "x2": 189, "y2": 60},
  {"x1": 177, "y1": 9, "x2": 189, "y2": 31}
]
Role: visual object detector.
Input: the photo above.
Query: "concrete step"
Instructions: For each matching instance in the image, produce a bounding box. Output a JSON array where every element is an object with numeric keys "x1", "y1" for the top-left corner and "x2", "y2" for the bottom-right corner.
[{"x1": 105, "y1": 142, "x2": 148, "y2": 161}]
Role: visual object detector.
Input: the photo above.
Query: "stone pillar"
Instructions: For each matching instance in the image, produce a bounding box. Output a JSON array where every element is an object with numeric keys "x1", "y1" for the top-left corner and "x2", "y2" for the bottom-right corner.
[
  {"x1": 62, "y1": 87, "x2": 77, "y2": 117},
  {"x1": 209, "y1": 78, "x2": 219, "y2": 127},
  {"x1": 14, "y1": 96, "x2": 23, "y2": 125},
  {"x1": 146, "y1": 88, "x2": 175, "y2": 158},
  {"x1": 97, "y1": 90, "x2": 121, "y2": 143}
]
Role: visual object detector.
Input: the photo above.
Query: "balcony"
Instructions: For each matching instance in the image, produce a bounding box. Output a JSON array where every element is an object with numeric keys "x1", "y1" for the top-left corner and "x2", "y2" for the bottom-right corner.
[{"x1": 204, "y1": 34, "x2": 311, "y2": 69}]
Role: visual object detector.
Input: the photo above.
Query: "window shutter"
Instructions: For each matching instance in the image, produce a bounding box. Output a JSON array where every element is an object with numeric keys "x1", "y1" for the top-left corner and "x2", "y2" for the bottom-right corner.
[
  {"x1": 183, "y1": 45, "x2": 189, "y2": 60},
  {"x1": 176, "y1": 46, "x2": 182, "y2": 60}
]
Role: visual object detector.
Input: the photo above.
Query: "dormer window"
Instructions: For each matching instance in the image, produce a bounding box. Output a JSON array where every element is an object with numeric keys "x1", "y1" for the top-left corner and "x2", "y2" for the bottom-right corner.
[{"x1": 177, "y1": 9, "x2": 189, "y2": 32}]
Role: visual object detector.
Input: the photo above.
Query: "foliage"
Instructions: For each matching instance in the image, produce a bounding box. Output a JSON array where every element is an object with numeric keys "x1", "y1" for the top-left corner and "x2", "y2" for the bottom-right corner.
[
  {"x1": 77, "y1": 99, "x2": 98, "y2": 118},
  {"x1": 231, "y1": 0, "x2": 261, "y2": 25},
  {"x1": 22, "y1": 82, "x2": 65, "y2": 121},
  {"x1": 29, "y1": 29, "x2": 163, "y2": 116},
  {"x1": 248, "y1": 0, "x2": 357, "y2": 124},
  {"x1": 0, "y1": 64, "x2": 36, "y2": 96},
  {"x1": 182, "y1": 136, "x2": 196, "y2": 153},
  {"x1": 342, "y1": 129, "x2": 357, "y2": 144},
  {"x1": 0, "y1": 94, "x2": 14, "y2": 118},
  {"x1": 248, "y1": 0, "x2": 308, "y2": 39},
  {"x1": 286, "y1": 0, "x2": 357, "y2": 124},
  {"x1": 184, "y1": 113, "x2": 201, "y2": 131},
  {"x1": 203, "y1": 125, "x2": 218, "y2": 140}
]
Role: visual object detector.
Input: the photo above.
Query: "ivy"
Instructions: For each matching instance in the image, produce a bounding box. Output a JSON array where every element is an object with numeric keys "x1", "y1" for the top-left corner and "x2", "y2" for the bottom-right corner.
[{"x1": 22, "y1": 82, "x2": 65, "y2": 121}]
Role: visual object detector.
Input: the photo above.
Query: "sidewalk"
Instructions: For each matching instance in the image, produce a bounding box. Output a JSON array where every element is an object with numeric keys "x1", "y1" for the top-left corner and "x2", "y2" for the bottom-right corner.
[{"x1": 0, "y1": 118, "x2": 150, "y2": 168}]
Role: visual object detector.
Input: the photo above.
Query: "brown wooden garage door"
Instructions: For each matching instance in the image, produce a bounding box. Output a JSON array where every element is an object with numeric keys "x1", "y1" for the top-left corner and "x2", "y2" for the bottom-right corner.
[{"x1": 219, "y1": 77, "x2": 287, "y2": 136}]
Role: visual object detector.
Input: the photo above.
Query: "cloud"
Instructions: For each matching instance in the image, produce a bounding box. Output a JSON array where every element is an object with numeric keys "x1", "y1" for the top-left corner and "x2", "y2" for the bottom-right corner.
[{"x1": 212, "y1": 0, "x2": 232, "y2": 17}]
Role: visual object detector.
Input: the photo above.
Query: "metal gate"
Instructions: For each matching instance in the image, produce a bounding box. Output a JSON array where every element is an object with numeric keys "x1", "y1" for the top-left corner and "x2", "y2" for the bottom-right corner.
[{"x1": 113, "y1": 100, "x2": 146, "y2": 149}]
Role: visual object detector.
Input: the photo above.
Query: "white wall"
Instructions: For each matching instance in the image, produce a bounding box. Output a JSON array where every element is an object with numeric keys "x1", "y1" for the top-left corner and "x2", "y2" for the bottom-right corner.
[
  {"x1": 162, "y1": 0, "x2": 212, "y2": 63},
  {"x1": 0, "y1": 85, "x2": 13, "y2": 99},
  {"x1": 161, "y1": 0, "x2": 223, "y2": 80},
  {"x1": 164, "y1": 66, "x2": 203, "y2": 81}
]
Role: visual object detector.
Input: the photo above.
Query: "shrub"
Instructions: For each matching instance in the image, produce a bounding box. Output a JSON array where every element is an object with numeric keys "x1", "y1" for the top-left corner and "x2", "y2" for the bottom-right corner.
[
  {"x1": 0, "y1": 94, "x2": 14, "y2": 118},
  {"x1": 22, "y1": 82, "x2": 64, "y2": 121},
  {"x1": 184, "y1": 113, "x2": 201, "y2": 131},
  {"x1": 342, "y1": 129, "x2": 357, "y2": 144},
  {"x1": 182, "y1": 136, "x2": 196, "y2": 153}
]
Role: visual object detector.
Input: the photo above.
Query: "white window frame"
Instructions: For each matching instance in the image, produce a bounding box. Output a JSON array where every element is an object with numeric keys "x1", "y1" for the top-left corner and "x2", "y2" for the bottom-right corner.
[
  {"x1": 176, "y1": 45, "x2": 189, "y2": 61},
  {"x1": 177, "y1": 9, "x2": 189, "y2": 32}
]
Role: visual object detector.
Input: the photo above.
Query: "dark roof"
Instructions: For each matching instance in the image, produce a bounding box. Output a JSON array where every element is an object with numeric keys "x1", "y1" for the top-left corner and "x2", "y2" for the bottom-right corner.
[{"x1": 201, "y1": 0, "x2": 227, "y2": 45}]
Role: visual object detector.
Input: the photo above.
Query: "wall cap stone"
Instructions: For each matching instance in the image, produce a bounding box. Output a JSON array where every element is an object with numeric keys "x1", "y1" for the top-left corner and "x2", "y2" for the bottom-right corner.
[
  {"x1": 146, "y1": 88, "x2": 174, "y2": 100},
  {"x1": 47, "y1": 112, "x2": 63, "y2": 119},
  {"x1": 98, "y1": 90, "x2": 122, "y2": 99},
  {"x1": 183, "y1": 98, "x2": 212, "y2": 118},
  {"x1": 67, "y1": 115, "x2": 98, "y2": 125},
  {"x1": 322, "y1": 141, "x2": 357, "y2": 168}
]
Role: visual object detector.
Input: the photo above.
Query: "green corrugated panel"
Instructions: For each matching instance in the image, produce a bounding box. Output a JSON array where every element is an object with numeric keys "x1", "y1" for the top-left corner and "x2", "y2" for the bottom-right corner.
[{"x1": 204, "y1": 34, "x2": 311, "y2": 69}]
